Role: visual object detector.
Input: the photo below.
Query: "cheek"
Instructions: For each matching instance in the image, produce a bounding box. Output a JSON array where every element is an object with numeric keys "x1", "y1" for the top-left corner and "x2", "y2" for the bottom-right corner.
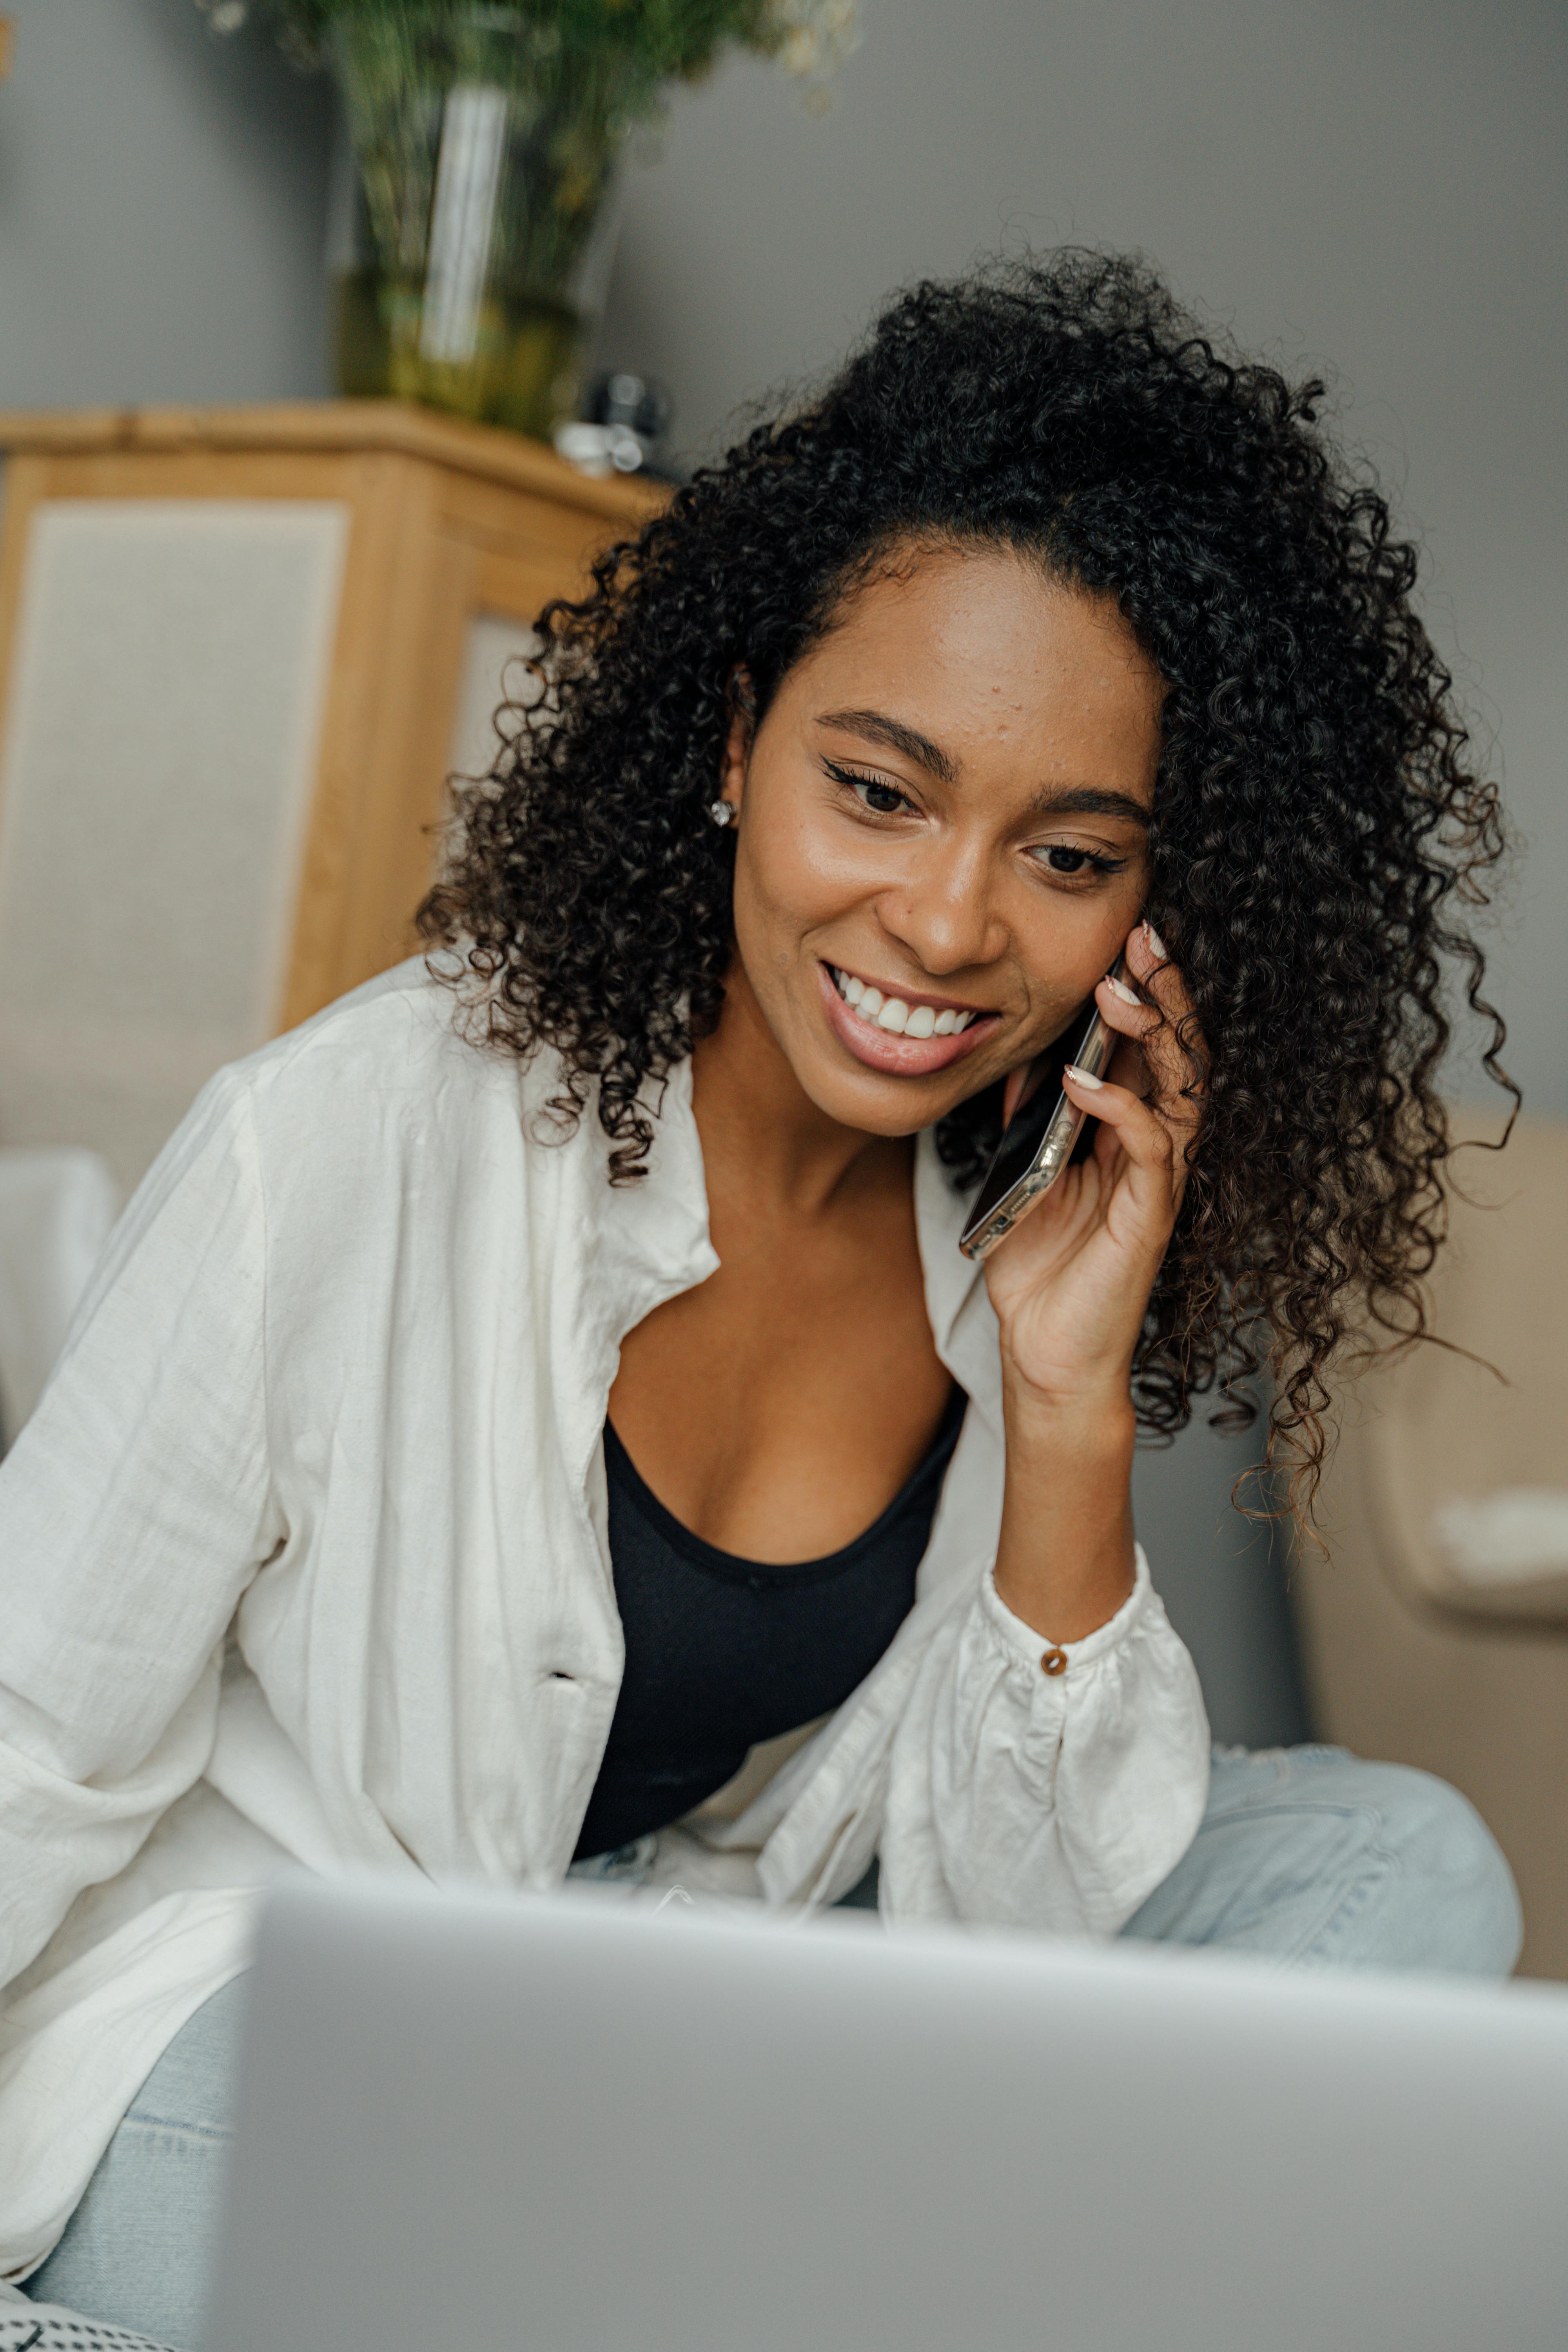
[
  {"x1": 1008, "y1": 871, "x2": 1146, "y2": 1010},
  {"x1": 734, "y1": 789, "x2": 864, "y2": 950}
]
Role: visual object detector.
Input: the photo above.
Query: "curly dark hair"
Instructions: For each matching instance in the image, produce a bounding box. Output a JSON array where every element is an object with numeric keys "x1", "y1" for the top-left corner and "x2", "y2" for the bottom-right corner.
[{"x1": 420, "y1": 250, "x2": 1514, "y2": 1514}]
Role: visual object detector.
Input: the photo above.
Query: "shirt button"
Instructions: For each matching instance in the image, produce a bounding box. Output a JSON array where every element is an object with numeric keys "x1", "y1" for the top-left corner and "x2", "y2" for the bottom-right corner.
[{"x1": 1040, "y1": 1648, "x2": 1068, "y2": 1677}]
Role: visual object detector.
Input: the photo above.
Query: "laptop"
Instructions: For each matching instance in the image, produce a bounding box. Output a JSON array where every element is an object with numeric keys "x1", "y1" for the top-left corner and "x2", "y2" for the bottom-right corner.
[{"x1": 206, "y1": 1873, "x2": 1568, "y2": 2352}]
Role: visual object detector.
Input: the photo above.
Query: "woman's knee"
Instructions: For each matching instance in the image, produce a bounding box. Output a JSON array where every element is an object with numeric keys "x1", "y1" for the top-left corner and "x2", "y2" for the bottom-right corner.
[
  {"x1": 1309, "y1": 1756, "x2": 1522, "y2": 1978},
  {"x1": 1128, "y1": 1746, "x2": 1524, "y2": 1976},
  {"x1": 26, "y1": 1973, "x2": 250, "y2": 2348}
]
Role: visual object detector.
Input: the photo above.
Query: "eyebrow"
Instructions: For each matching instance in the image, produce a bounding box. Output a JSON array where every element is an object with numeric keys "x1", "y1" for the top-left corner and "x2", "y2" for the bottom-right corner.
[
  {"x1": 816, "y1": 707, "x2": 959, "y2": 784},
  {"x1": 817, "y1": 707, "x2": 1151, "y2": 829},
  {"x1": 1027, "y1": 784, "x2": 1151, "y2": 830}
]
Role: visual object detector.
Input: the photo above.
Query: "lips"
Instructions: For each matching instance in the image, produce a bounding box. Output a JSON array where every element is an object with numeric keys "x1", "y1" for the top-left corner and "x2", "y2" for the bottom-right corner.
[{"x1": 817, "y1": 960, "x2": 998, "y2": 1077}]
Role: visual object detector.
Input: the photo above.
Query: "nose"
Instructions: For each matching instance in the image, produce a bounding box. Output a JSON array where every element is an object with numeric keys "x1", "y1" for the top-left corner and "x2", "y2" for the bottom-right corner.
[{"x1": 872, "y1": 837, "x2": 1009, "y2": 979}]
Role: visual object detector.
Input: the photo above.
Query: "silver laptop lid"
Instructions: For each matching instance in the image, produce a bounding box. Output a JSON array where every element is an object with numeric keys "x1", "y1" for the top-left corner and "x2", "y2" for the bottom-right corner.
[{"x1": 207, "y1": 1875, "x2": 1568, "y2": 2352}]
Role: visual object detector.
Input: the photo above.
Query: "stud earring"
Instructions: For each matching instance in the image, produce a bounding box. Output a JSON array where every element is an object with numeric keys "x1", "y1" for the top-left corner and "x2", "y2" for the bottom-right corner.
[{"x1": 708, "y1": 798, "x2": 735, "y2": 828}]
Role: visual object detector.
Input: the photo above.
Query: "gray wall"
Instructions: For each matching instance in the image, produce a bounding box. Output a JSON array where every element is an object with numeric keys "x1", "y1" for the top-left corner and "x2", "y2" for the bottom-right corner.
[
  {"x1": 0, "y1": 0, "x2": 333, "y2": 407},
  {"x1": 5, "y1": 0, "x2": 1564, "y2": 1742}
]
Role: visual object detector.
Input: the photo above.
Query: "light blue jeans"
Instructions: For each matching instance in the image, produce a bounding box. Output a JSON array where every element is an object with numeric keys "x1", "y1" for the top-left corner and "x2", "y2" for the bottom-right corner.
[{"x1": 27, "y1": 1746, "x2": 1522, "y2": 2349}]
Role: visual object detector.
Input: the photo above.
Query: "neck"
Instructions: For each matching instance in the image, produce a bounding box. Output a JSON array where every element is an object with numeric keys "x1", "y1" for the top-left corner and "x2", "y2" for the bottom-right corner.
[{"x1": 691, "y1": 959, "x2": 911, "y2": 1217}]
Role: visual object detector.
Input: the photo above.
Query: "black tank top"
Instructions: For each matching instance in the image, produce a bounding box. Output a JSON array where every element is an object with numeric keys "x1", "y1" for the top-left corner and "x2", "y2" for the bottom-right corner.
[{"x1": 573, "y1": 1386, "x2": 967, "y2": 1862}]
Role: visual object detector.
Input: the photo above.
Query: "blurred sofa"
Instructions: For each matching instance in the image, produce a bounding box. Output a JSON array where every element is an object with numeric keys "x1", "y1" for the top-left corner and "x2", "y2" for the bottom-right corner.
[{"x1": 1292, "y1": 1110, "x2": 1568, "y2": 1979}]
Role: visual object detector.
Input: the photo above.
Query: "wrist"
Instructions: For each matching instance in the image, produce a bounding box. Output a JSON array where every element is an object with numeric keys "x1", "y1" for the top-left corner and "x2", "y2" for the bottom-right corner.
[
  {"x1": 994, "y1": 1377, "x2": 1137, "y2": 1644},
  {"x1": 1000, "y1": 1365, "x2": 1137, "y2": 1463}
]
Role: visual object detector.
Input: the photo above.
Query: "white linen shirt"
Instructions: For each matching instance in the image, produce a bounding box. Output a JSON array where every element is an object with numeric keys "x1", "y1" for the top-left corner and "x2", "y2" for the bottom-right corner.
[{"x1": 0, "y1": 959, "x2": 1209, "y2": 2276}]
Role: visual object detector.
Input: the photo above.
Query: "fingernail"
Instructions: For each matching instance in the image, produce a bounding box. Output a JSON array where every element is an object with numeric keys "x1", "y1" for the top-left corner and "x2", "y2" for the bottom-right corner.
[
  {"x1": 1142, "y1": 920, "x2": 1168, "y2": 961},
  {"x1": 1065, "y1": 1063, "x2": 1104, "y2": 1090},
  {"x1": 1106, "y1": 975, "x2": 1141, "y2": 1006}
]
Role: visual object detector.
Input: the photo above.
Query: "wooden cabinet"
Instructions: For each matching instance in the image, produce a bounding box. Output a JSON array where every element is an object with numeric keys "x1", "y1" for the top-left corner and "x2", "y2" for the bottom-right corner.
[{"x1": 0, "y1": 403, "x2": 660, "y2": 1187}]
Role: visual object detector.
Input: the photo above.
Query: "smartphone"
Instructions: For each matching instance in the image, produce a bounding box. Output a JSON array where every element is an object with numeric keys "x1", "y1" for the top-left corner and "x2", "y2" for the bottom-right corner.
[{"x1": 957, "y1": 962, "x2": 1122, "y2": 1262}]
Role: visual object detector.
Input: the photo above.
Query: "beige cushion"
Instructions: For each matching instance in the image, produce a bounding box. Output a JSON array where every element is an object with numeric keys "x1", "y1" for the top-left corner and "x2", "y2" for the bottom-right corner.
[
  {"x1": 1294, "y1": 1106, "x2": 1568, "y2": 1977},
  {"x1": 1354, "y1": 1110, "x2": 1568, "y2": 1627}
]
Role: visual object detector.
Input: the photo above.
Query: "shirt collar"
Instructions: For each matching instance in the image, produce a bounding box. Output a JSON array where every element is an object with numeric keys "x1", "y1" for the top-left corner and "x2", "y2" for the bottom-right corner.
[
  {"x1": 581, "y1": 1054, "x2": 721, "y2": 1344},
  {"x1": 573, "y1": 1054, "x2": 1000, "y2": 1432},
  {"x1": 914, "y1": 1128, "x2": 1003, "y2": 1438}
]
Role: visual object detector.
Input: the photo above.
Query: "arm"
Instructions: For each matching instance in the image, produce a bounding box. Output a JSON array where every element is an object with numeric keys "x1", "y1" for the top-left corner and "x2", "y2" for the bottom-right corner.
[
  {"x1": 0, "y1": 1072, "x2": 278, "y2": 1989},
  {"x1": 987, "y1": 919, "x2": 1202, "y2": 1643},
  {"x1": 884, "y1": 922, "x2": 1213, "y2": 1927}
]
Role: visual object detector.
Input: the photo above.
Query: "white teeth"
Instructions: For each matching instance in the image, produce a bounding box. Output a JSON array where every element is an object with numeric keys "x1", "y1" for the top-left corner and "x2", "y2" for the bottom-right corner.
[{"x1": 833, "y1": 969, "x2": 978, "y2": 1040}]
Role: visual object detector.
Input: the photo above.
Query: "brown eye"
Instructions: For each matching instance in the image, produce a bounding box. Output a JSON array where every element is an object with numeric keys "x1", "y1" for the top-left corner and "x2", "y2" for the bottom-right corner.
[
  {"x1": 1034, "y1": 842, "x2": 1124, "y2": 879},
  {"x1": 824, "y1": 759, "x2": 912, "y2": 816}
]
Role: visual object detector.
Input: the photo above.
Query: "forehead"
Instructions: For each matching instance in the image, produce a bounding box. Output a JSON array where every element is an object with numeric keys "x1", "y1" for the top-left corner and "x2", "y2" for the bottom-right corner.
[{"x1": 797, "y1": 543, "x2": 1165, "y2": 799}]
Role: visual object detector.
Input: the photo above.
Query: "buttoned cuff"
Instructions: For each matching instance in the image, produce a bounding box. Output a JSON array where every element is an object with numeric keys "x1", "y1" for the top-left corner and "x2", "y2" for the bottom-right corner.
[{"x1": 979, "y1": 1541, "x2": 1154, "y2": 1675}]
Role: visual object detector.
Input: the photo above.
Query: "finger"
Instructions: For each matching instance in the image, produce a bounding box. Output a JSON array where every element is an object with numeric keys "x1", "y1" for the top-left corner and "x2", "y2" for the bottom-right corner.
[
  {"x1": 1093, "y1": 967, "x2": 1162, "y2": 1049},
  {"x1": 1121, "y1": 921, "x2": 1205, "y2": 1143},
  {"x1": 1122, "y1": 919, "x2": 1195, "y2": 1035},
  {"x1": 1062, "y1": 1062, "x2": 1178, "y2": 1218},
  {"x1": 1094, "y1": 973, "x2": 1169, "y2": 1123},
  {"x1": 1103, "y1": 1027, "x2": 1151, "y2": 1102},
  {"x1": 1006, "y1": 970, "x2": 1158, "y2": 1125}
]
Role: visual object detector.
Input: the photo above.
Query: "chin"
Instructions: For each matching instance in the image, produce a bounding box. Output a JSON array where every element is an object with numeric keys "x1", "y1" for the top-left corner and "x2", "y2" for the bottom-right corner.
[{"x1": 794, "y1": 1049, "x2": 980, "y2": 1140}]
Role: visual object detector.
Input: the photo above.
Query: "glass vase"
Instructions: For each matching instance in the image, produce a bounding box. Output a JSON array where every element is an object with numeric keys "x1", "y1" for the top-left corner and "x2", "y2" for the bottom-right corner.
[{"x1": 330, "y1": 5, "x2": 637, "y2": 444}]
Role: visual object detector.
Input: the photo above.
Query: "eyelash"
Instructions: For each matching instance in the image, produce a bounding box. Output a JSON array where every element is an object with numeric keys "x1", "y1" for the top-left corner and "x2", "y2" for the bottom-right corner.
[{"x1": 823, "y1": 760, "x2": 1129, "y2": 881}]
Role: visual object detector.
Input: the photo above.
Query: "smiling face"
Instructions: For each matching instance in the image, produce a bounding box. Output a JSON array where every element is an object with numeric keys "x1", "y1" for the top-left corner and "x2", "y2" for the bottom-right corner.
[{"x1": 720, "y1": 541, "x2": 1164, "y2": 1136}]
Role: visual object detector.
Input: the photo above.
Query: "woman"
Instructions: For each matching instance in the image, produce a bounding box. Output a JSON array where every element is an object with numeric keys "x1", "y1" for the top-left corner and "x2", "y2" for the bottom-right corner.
[{"x1": 5, "y1": 254, "x2": 1520, "y2": 2344}]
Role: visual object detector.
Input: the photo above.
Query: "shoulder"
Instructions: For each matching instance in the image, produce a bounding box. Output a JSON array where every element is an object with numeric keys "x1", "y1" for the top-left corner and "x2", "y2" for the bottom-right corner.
[
  {"x1": 225, "y1": 956, "x2": 564, "y2": 1154},
  {"x1": 236, "y1": 956, "x2": 493, "y2": 1110},
  {"x1": 211, "y1": 957, "x2": 598, "y2": 1219}
]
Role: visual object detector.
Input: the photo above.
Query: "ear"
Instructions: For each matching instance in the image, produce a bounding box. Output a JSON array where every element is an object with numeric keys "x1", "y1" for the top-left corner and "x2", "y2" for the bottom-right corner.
[{"x1": 721, "y1": 667, "x2": 757, "y2": 808}]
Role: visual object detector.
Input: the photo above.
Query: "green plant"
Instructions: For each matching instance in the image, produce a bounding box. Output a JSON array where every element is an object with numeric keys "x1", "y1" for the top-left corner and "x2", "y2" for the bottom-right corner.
[
  {"x1": 196, "y1": 0, "x2": 860, "y2": 111},
  {"x1": 196, "y1": 0, "x2": 858, "y2": 437}
]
